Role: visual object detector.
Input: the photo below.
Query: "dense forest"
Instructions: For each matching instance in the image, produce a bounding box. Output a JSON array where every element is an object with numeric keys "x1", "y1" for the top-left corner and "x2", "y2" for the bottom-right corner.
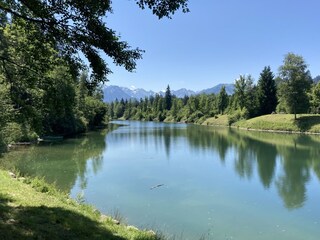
[
  {"x1": 107, "y1": 53, "x2": 320, "y2": 124},
  {"x1": 0, "y1": 18, "x2": 107, "y2": 148}
]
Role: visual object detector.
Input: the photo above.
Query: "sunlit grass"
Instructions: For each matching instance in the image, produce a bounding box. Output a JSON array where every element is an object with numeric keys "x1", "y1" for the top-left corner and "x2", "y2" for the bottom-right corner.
[
  {"x1": 233, "y1": 114, "x2": 320, "y2": 133},
  {"x1": 0, "y1": 169, "x2": 158, "y2": 240},
  {"x1": 202, "y1": 115, "x2": 229, "y2": 126}
]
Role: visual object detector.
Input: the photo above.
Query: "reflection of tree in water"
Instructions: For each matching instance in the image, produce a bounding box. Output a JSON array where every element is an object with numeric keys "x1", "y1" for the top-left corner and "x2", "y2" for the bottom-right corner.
[
  {"x1": 185, "y1": 126, "x2": 320, "y2": 210},
  {"x1": 216, "y1": 134, "x2": 229, "y2": 163},
  {"x1": 234, "y1": 146, "x2": 255, "y2": 179},
  {"x1": 276, "y1": 148, "x2": 310, "y2": 209},
  {"x1": 230, "y1": 131, "x2": 278, "y2": 187},
  {"x1": 5, "y1": 120, "x2": 318, "y2": 210},
  {"x1": 256, "y1": 144, "x2": 277, "y2": 189},
  {"x1": 107, "y1": 123, "x2": 186, "y2": 159},
  {"x1": 163, "y1": 126, "x2": 172, "y2": 158},
  {"x1": 302, "y1": 136, "x2": 320, "y2": 182},
  {"x1": 99, "y1": 124, "x2": 320, "y2": 210},
  {"x1": 0, "y1": 127, "x2": 112, "y2": 192},
  {"x1": 185, "y1": 125, "x2": 231, "y2": 164}
]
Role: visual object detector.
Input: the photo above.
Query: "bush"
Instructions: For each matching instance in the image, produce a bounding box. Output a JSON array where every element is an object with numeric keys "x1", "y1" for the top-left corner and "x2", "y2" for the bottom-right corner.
[
  {"x1": 2, "y1": 122, "x2": 38, "y2": 143},
  {"x1": 194, "y1": 116, "x2": 207, "y2": 125},
  {"x1": 228, "y1": 108, "x2": 249, "y2": 125},
  {"x1": 276, "y1": 101, "x2": 287, "y2": 114},
  {"x1": 157, "y1": 112, "x2": 166, "y2": 122},
  {"x1": 187, "y1": 110, "x2": 204, "y2": 123}
]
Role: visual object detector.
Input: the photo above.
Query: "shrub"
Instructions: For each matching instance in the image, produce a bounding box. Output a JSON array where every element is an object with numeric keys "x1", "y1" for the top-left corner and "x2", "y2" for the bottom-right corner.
[
  {"x1": 228, "y1": 108, "x2": 249, "y2": 125},
  {"x1": 187, "y1": 110, "x2": 204, "y2": 123},
  {"x1": 2, "y1": 122, "x2": 38, "y2": 143}
]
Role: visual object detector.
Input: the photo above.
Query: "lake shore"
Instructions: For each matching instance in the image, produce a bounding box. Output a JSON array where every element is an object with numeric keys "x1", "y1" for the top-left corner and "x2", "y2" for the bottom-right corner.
[
  {"x1": 0, "y1": 169, "x2": 159, "y2": 240},
  {"x1": 202, "y1": 114, "x2": 320, "y2": 135}
]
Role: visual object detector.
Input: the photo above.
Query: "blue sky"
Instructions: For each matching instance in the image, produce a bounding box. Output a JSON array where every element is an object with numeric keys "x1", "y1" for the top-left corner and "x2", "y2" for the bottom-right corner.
[{"x1": 104, "y1": 0, "x2": 320, "y2": 91}]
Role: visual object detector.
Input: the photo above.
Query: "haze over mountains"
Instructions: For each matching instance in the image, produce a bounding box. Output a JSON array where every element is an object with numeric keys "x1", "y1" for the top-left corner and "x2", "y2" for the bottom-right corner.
[{"x1": 103, "y1": 84, "x2": 234, "y2": 103}]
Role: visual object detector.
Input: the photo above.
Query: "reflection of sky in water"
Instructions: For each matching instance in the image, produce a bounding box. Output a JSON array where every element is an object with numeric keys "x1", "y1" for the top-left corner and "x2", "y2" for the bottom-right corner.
[{"x1": 1, "y1": 121, "x2": 320, "y2": 239}]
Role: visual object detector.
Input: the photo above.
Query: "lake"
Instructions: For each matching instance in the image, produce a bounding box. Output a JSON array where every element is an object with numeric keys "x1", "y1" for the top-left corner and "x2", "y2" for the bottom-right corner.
[{"x1": 1, "y1": 120, "x2": 319, "y2": 239}]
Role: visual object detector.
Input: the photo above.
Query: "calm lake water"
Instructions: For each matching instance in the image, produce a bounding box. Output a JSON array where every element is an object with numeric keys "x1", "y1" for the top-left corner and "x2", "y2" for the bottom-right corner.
[{"x1": 1, "y1": 120, "x2": 320, "y2": 239}]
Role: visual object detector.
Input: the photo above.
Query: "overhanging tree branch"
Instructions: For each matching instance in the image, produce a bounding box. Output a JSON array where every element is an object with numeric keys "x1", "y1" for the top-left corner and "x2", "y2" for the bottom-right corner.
[
  {"x1": 0, "y1": 0, "x2": 189, "y2": 83},
  {"x1": 0, "y1": 4, "x2": 44, "y2": 24}
]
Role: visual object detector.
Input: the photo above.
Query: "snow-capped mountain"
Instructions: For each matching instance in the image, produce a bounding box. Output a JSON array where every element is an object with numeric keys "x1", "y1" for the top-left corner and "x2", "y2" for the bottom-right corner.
[
  {"x1": 120, "y1": 86, "x2": 155, "y2": 100},
  {"x1": 103, "y1": 84, "x2": 234, "y2": 103}
]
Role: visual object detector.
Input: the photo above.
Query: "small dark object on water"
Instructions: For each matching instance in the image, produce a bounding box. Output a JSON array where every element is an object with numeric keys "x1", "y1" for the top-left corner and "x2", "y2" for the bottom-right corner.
[{"x1": 150, "y1": 184, "x2": 164, "y2": 190}]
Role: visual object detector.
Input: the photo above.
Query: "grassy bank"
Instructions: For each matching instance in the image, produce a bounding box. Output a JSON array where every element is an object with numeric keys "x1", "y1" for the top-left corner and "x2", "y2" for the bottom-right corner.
[
  {"x1": 202, "y1": 115, "x2": 229, "y2": 126},
  {"x1": 202, "y1": 114, "x2": 320, "y2": 134},
  {"x1": 233, "y1": 114, "x2": 320, "y2": 133},
  {"x1": 0, "y1": 170, "x2": 158, "y2": 240}
]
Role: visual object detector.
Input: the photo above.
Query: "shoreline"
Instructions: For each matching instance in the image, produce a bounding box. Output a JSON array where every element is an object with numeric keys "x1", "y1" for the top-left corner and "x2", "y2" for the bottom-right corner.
[
  {"x1": 0, "y1": 169, "x2": 159, "y2": 240},
  {"x1": 114, "y1": 114, "x2": 320, "y2": 135},
  {"x1": 203, "y1": 113, "x2": 320, "y2": 135},
  {"x1": 231, "y1": 125, "x2": 320, "y2": 135}
]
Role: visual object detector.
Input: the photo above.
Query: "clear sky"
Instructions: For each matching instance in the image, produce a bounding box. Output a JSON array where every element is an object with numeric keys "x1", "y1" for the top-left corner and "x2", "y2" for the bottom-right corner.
[{"x1": 104, "y1": 0, "x2": 320, "y2": 91}]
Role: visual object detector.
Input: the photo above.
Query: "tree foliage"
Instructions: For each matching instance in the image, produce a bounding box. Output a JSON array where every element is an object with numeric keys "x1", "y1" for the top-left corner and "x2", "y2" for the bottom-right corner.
[
  {"x1": 309, "y1": 83, "x2": 320, "y2": 114},
  {"x1": 234, "y1": 74, "x2": 258, "y2": 118},
  {"x1": 106, "y1": 50, "x2": 320, "y2": 125},
  {"x1": 0, "y1": 0, "x2": 189, "y2": 84},
  {"x1": 278, "y1": 53, "x2": 312, "y2": 119},
  {"x1": 217, "y1": 85, "x2": 228, "y2": 114},
  {"x1": 0, "y1": 0, "x2": 190, "y2": 147},
  {"x1": 0, "y1": 18, "x2": 107, "y2": 145},
  {"x1": 164, "y1": 85, "x2": 172, "y2": 110},
  {"x1": 257, "y1": 66, "x2": 277, "y2": 115}
]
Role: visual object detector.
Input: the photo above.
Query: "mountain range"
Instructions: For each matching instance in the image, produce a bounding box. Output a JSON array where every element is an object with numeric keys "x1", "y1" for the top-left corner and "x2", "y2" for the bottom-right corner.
[{"x1": 103, "y1": 83, "x2": 234, "y2": 103}]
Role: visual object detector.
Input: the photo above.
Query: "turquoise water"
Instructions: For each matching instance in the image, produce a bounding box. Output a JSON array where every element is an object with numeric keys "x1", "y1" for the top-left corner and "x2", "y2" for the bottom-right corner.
[{"x1": 1, "y1": 121, "x2": 320, "y2": 239}]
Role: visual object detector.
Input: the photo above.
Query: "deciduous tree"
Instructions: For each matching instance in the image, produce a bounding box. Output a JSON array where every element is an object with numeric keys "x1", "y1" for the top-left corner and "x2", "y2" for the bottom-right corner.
[
  {"x1": 278, "y1": 53, "x2": 312, "y2": 119},
  {"x1": 0, "y1": 0, "x2": 189, "y2": 84}
]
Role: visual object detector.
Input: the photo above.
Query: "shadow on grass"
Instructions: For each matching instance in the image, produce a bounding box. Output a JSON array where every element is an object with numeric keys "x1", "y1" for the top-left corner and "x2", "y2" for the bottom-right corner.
[
  {"x1": 294, "y1": 115, "x2": 320, "y2": 132},
  {"x1": 0, "y1": 193, "x2": 125, "y2": 240}
]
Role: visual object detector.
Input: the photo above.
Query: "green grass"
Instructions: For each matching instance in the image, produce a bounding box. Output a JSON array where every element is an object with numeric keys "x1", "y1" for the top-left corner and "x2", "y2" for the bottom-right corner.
[
  {"x1": 0, "y1": 170, "x2": 159, "y2": 240},
  {"x1": 202, "y1": 115, "x2": 229, "y2": 126},
  {"x1": 201, "y1": 114, "x2": 320, "y2": 134},
  {"x1": 233, "y1": 114, "x2": 320, "y2": 133}
]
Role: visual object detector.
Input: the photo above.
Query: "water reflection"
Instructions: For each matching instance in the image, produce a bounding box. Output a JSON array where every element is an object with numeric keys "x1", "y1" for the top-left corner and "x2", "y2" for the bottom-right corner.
[
  {"x1": 107, "y1": 122, "x2": 320, "y2": 210},
  {"x1": 1, "y1": 121, "x2": 320, "y2": 211},
  {"x1": 187, "y1": 126, "x2": 320, "y2": 210},
  {"x1": 0, "y1": 127, "x2": 114, "y2": 192}
]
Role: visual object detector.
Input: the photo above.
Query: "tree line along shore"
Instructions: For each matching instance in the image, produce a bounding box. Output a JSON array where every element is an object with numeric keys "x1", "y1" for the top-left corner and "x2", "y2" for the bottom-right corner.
[{"x1": 106, "y1": 53, "x2": 320, "y2": 134}]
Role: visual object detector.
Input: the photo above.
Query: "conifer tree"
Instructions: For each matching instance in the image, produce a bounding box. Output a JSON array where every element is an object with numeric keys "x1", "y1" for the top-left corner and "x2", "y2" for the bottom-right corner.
[
  {"x1": 165, "y1": 85, "x2": 172, "y2": 110},
  {"x1": 217, "y1": 86, "x2": 228, "y2": 114},
  {"x1": 257, "y1": 66, "x2": 277, "y2": 115}
]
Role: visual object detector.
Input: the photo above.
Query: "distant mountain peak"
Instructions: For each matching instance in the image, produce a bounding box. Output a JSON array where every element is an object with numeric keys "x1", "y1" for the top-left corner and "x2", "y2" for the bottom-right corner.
[
  {"x1": 103, "y1": 84, "x2": 234, "y2": 103},
  {"x1": 199, "y1": 83, "x2": 234, "y2": 95}
]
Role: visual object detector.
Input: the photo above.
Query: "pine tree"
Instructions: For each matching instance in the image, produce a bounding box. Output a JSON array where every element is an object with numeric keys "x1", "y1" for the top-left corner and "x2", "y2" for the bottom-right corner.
[
  {"x1": 217, "y1": 86, "x2": 228, "y2": 114},
  {"x1": 257, "y1": 66, "x2": 277, "y2": 115},
  {"x1": 165, "y1": 85, "x2": 172, "y2": 110}
]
